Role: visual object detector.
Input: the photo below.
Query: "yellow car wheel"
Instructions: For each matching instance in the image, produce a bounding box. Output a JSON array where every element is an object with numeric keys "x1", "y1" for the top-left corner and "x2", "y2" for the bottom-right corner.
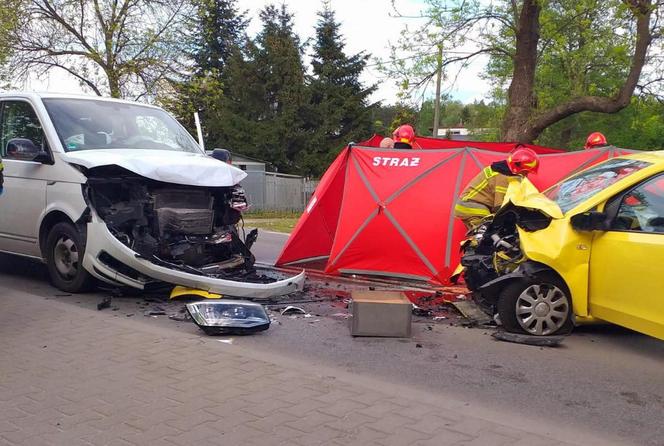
[{"x1": 497, "y1": 273, "x2": 573, "y2": 336}]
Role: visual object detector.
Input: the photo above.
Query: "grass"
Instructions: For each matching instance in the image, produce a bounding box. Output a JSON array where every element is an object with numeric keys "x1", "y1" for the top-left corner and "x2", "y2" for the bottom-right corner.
[{"x1": 242, "y1": 210, "x2": 302, "y2": 234}]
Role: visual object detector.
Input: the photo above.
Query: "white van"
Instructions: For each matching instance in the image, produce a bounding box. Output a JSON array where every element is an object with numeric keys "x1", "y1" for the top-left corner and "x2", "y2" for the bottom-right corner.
[{"x1": 0, "y1": 92, "x2": 304, "y2": 297}]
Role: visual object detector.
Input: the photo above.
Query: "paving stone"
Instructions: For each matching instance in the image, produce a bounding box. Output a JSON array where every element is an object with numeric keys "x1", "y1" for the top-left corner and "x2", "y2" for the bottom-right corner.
[{"x1": 0, "y1": 289, "x2": 580, "y2": 446}]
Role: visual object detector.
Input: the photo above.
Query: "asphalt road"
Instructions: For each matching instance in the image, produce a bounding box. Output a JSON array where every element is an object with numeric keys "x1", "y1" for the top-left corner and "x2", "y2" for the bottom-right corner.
[{"x1": 1, "y1": 230, "x2": 663, "y2": 445}]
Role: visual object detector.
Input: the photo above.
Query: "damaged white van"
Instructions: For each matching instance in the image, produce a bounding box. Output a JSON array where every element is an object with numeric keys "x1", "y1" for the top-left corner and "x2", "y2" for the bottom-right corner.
[{"x1": 0, "y1": 92, "x2": 304, "y2": 298}]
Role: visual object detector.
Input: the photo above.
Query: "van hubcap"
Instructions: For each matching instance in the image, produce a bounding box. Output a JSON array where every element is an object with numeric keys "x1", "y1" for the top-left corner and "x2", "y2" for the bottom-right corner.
[
  {"x1": 54, "y1": 236, "x2": 79, "y2": 279},
  {"x1": 515, "y1": 284, "x2": 569, "y2": 336}
]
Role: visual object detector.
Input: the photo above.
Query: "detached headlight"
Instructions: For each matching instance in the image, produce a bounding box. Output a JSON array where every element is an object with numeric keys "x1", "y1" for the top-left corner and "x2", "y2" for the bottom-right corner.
[{"x1": 186, "y1": 300, "x2": 270, "y2": 335}]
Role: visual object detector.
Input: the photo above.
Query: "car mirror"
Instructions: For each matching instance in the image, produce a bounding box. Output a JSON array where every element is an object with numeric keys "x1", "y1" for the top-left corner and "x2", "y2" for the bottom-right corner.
[
  {"x1": 210, "y1": 148, "x2": 232, "y2": 163},
  {"x1": 570, "y1": 210, "x2": 608, "y2": 231},
  {"x1": 6, "y1": 138, "x2": 53, "y2": 164}
]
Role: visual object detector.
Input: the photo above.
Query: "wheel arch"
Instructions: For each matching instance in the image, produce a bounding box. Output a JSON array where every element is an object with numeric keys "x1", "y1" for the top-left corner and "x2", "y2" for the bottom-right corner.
[
  {"x1": 478, "y1": 261, "x2": 571, "y2": 303},
  {"x1": 39, "y1": 211, "x2": 76, "y2": 259}
]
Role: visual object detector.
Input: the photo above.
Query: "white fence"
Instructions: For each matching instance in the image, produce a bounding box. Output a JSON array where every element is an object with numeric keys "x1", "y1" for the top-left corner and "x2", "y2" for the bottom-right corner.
[{"x1": 241, "y1": 171, "x2": 319, "y2": 211}]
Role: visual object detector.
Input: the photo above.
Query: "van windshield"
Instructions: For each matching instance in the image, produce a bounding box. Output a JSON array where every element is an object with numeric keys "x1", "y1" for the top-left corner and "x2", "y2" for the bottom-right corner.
[
  {"x1": 544, "y1": 158, "x2": 651, "y2": 213},
  {"x1": 42, "y1": 98, "x2": 202, "y2": 154}
]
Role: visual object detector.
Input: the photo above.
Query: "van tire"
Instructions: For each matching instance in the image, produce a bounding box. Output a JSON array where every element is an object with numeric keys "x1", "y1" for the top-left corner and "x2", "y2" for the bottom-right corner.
[{"x1": 45, "y1": 222, "x2": 95, "y2": 293}]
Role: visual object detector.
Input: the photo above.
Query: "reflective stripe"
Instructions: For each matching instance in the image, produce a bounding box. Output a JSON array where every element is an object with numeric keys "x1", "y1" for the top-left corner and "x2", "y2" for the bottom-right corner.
[
  {"x1": 495, "y1": 186, "x2": 508, "y2": 193},
  {"x1": 461, "y1": 178, "x2": 489, "y2": 201},
  {"x1": 483, "y1": 166, "x2": 496, "y2": 179},
  {"x1": 454, "y1": 203, "x2": 491, "y2": 217}
]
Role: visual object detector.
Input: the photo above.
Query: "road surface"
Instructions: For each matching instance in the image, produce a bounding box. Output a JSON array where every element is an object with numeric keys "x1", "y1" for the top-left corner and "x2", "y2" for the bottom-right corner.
[{"x1": 0, "y1": 230, "x2": 662, "y2": 445}]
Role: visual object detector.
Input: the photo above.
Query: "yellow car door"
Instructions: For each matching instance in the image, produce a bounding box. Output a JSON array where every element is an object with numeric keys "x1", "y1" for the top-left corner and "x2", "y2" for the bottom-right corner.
[{"x1": 588, "y1": 174, "x2": 664, "y2": 340}]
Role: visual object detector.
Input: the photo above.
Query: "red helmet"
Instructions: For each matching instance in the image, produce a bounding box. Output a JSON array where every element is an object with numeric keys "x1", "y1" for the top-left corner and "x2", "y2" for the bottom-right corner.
[
  {"x1": 507, "y1": 147, "x2": 540, "y2": 175},
  {"x1": 392, "y1": 125, "x2": 415, "y2": 145},
  {"x1": 584, "y1": 132, "x2": 607, "y2": 149}
]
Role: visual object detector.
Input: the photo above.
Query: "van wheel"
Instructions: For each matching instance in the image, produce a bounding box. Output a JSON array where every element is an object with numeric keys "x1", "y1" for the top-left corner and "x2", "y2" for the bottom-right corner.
[
  {"x1": 45, "y1": 222, "x2": 95, "y2": 293},
  {"x1": 497, "y1": 273, "x2": 573, "y2": 336}
]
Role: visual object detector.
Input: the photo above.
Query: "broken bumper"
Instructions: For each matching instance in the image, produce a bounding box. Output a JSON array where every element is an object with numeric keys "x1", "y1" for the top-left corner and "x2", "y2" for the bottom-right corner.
[{"x1": 82, "y1": 215, "x2": 305, "y2": 298}]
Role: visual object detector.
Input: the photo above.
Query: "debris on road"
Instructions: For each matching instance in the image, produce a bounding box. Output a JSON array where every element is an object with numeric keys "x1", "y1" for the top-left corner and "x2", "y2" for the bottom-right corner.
[
  {"x1": 144, "y1": 307, "x2": 167, "y2": 316},
  {"x1": 281, "y1": 306, "x2": 307, "y2": 316},
  {"x1": 97, "y1": 296, "x2": 112, "y2": 311},
  {"x1": 186, "y1": 300, "x2": 271, "y2": 335},
  {"x1": 492, "y1": 331, "x2": 565, "y2": 347},
  {"x1": 451, "y1": 300, "x2": 492, "y2": 326}
]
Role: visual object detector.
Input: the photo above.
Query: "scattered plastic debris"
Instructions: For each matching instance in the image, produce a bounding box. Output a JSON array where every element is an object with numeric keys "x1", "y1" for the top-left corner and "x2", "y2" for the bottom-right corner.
[
  {"x1": 217, "y1": 339, "x2": 234, "y2": 344},
  {"x1": 281, "y1": 306, "x2": 307, "y2": 316},
  {"x1": 144, "y1": 307, "x2": 167, "y2": 316},
  {"x1": 97, "y1": 296, "x2": 112, "y2": 311},
  {"x1": 451, "y1": 300, "x2": 492, "y2": 326},
  {"x1": 492, "y1": 331, "x2": 565, "y2": 347}
]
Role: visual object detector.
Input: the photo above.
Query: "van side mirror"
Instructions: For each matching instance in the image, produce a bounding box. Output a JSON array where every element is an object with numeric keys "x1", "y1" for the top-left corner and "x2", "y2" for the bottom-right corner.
[
  {"x1": 211, "y1": 148, "x2": 232, "y2": 163},
  {"x1": 6, "y1": 138, "x2": 53, "y2": 164},
  {"x1": 570, "y1": 211, "x2": 608, "y2": 231}
]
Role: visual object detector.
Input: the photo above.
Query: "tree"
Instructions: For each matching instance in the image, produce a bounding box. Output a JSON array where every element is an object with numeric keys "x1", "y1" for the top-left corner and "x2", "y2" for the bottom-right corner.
[
  {"x1": 387, "y1": 0, "x2": 662, "y2": 143},
  {"x1": 0, "y1": 0, "x2": 22, "y2": 70},
  {"x1": 303, "y1": 2, "x2": 376, "y2": 175},
  {"x1": 191, "y1": 0, "x2": 248, "y2": 75},
  {"x1": 161, "y1": 0, "x2": 247, "y2": 136},
  {"x1": 10, "y1": 0, "x2": 194, "y2": 98},
  {"x1": 206, "y1": 4, "x2": 308, "y2": 173}
]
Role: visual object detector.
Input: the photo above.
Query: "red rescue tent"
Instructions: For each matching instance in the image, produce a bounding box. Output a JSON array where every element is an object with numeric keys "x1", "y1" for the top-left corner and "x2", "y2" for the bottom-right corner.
[{"x1": 276, "y1": 140, "x2": 633, "y2": 285}]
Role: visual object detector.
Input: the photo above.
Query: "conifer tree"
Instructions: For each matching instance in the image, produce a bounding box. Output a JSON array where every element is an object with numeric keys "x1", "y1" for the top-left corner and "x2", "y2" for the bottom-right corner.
[{"x1": 305, "y1": 2, "x2": 376, "y2": 175}]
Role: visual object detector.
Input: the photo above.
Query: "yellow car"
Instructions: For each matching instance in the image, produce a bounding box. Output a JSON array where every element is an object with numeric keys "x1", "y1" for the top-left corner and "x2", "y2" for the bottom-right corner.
[{"x1": 461, "y1": 152, "x2": 664, "y2": 340}]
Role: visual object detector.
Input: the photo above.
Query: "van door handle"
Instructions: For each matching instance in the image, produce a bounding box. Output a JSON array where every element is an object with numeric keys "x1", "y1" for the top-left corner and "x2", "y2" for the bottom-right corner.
[{"x1": 47, "y1": 181, "x2": 56, "y2": 186}]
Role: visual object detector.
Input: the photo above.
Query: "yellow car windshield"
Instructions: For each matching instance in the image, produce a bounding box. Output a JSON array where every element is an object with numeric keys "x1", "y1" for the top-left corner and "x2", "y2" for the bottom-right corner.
[{"x1": 545, "y1": 158, "x2": 651, "y2": 213}]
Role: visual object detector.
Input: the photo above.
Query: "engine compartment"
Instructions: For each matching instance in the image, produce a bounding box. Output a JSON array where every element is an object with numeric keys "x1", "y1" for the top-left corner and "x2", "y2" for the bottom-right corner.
[
  {"x1": 460, "y1": 205, "x2": 552, "y2": 292},
  {"x1": 83, "y1": 166, "x2": 257, "y2": 279}
]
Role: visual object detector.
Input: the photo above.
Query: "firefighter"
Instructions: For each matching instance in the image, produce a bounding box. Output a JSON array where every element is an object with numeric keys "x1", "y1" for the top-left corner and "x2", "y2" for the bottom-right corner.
[
  {"x1": 454, "y1": 147, "x2": 540, "y2": 229},
  {"x1": 392, "y1": 124, "x2": 415, "y2": 149},
  {"x1": 379, "y1": 137, "x2": 395, "y2": 148},
  {"x1": 584, "y1": 132, "x2": 608, "y2": 149}
]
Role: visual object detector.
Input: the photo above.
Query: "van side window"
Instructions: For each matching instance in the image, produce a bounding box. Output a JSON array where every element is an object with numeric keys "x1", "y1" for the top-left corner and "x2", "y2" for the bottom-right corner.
[
  {"x1": 0, "y1": 101, "x2": 48, "y2": 159},
  {"x1": 612, "y1": 175, "x2": 664, "y2": 233}
]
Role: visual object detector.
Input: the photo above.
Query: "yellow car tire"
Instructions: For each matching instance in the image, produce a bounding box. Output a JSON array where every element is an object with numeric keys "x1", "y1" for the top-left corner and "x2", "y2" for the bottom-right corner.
[{"x1": 497, "y1": 272, "x2": 573, "y2": 336}]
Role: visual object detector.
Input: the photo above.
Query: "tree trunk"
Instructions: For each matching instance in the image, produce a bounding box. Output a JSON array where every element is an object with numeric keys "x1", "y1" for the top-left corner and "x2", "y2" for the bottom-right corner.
[
  {"x1": 501, "y1": 0, "x2": 541, "y2": 143},
  {"x1": 501, "y1": 0, "x2": 653, "y2": 144},
  {"x1": 107, "y1": 70, "x2": 121, "y2": 98}
]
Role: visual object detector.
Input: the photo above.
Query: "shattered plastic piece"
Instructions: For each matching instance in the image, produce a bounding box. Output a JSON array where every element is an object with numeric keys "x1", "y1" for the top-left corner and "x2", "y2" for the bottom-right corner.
[
  {"x1": 217, "y1": 339, "x2": 234, "y2": 344},
  {"x1": 492, "y1": 331, "x2": 565, "y2": 347},
  {"x1": 451, "y1": 300, "x2": 492, "y2": 326},
  {"x1": 280, "y1": 306, "x2": 307, "y2": 316},
  {"x1": 144, "y1": 308, "x2": 167, "y2": 316},
  {"x1": 433, "y1": 316, "x2": 447, "y2": 321},
  {"x1": 97, "y1": 296, "x2": 112, "y2": 311},
  {"x1": 412, "y1": 304, "x2": 433, "y2": 317},
  {"x1": 304, "y1": 313, "x2": 313, "y2": 318},
  {"x1": 331, "y1": 312, "x2": 351, "y2": 319}
]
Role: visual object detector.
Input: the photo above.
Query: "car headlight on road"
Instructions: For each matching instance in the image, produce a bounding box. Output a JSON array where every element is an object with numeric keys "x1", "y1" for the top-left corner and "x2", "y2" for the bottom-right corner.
[{"x1": 186, "y1": 300, "x2": 271, "y2": 335}]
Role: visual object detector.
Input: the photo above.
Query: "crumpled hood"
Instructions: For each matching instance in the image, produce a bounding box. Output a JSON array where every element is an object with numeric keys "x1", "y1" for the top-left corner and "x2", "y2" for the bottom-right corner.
[
  {"x1": 61, "y1": 149, "x2": 247, "y2": 187},
  {"x1": 503, "y1": 176, "x2": 564, "y2": 219}
]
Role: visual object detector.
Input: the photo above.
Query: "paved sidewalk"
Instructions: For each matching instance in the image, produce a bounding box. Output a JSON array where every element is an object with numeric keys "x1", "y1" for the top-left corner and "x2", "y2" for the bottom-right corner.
[{"x1": 0, "y1": 290, "x2": 585, "y2": 446}]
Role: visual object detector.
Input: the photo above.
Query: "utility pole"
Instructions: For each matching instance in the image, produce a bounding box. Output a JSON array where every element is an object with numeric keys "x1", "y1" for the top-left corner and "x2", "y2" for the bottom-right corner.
[{"x1": 432, "y1": 43, "x2": 443, "y2": 138}]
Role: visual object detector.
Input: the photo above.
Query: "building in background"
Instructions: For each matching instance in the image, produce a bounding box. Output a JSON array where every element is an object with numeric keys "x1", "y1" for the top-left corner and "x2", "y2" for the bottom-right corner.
[{"x1": 207, "y1": 151, "x2": 317, "y2": 211}]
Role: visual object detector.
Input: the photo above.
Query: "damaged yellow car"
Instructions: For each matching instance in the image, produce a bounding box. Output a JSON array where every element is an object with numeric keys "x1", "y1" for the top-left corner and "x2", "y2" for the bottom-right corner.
[{"x1": 461, "y1": 152, "x2": 664, "y2": 340}]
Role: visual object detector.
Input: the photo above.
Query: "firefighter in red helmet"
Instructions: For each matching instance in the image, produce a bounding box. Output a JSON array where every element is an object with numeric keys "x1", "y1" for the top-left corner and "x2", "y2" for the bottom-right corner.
[
  {"x1": 454, "y1": 146, "x2": 540, "y2": 229},
  {"x1": 584, "y1": 132, "x2": 607, "y2": 149},
  {"x1": 392, "y1": 124, "x2": 415, "y2": 149}
]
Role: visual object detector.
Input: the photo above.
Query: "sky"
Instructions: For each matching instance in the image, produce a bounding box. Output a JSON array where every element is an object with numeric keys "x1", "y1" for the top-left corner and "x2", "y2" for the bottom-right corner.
[{"x1": 25, "y1": 0, "x2": 492, "y2": 106}]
